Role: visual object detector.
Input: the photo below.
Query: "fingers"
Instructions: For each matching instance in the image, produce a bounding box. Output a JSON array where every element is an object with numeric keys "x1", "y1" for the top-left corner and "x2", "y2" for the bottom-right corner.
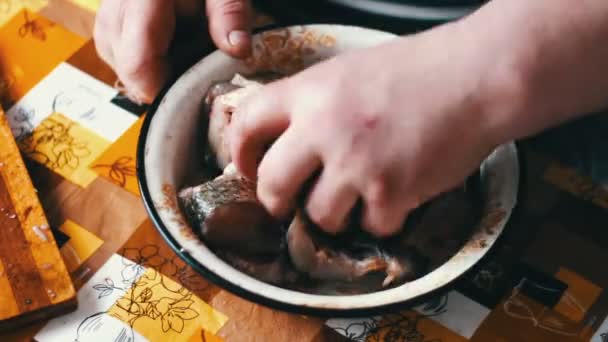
[
  {"x1": 94, "y1": 0, "x2": 176, "y2": 104},
  {"x1": 256, "y1": 128, "x2": 321, "y2": 218},
  {"x1": 93, "y1": 0, "x2": 122, "y2": 69},
  {"x1": 305, "y1": 169, "x2": 359, "y2": 234},
  {"x1": 115, "y1": 0, "x2": 175, "y2": 103},
  {"x1": 94, "y1": 0, "x2": 252, "y2": 104},
  {"x1": 229, "y1": 81, "x2": 291, "y2": 180},
  {"x1": 360, "y1": 178, "x2": 412, "y2": 237},
  {"x1": 206, "y1": 0, "x2": 253, "y2": 58}
]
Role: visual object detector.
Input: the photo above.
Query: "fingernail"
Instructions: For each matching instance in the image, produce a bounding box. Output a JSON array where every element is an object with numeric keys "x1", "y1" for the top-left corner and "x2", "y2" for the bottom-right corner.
[{"x1": 228, "y1": 30, "x2": 249, "y2": 46}]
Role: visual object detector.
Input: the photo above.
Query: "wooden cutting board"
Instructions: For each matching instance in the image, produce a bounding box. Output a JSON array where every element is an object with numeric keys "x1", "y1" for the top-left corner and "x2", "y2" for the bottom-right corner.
[{"x1": 0, "y1": 108, "x2": 77, "y2": 332}]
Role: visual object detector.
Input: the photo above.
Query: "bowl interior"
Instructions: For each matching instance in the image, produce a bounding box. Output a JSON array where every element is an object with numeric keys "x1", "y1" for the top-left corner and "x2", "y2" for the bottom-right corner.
[{"x1": 139, "y1": 24, "x2": 519, "y2": 313}]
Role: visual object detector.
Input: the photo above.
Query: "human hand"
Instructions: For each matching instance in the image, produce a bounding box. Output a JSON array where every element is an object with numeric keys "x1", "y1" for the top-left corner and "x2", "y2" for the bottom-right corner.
[
  {"x1": 229, "y1": 23, "x2": 504, "y2": 237},
  {"x1": 94, "y1": 0, "x2": 253, "y2": 104}
]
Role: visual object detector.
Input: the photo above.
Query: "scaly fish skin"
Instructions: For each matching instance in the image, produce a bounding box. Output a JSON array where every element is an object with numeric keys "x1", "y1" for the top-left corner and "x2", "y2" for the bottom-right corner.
[{"x1": 179, "y1": 174, "x2": 284, "y2": 257}]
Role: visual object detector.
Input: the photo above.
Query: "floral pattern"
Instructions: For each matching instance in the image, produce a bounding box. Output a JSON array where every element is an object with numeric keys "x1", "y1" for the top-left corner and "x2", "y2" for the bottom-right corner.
[
  {"x1": 329, "y1": 295, "x2": 448, "y2": 342},
  {"x1": 84, "y1": 245, "x2": 216, "y2": 338},
  {"x1": 90, "y1": 267, "x2": 200, "y2": 334},
  {"x1": 245, "y1": 27, "x2": 336, "y2": 74},
  {"x1": 121, "y1": 245, "x2": 165, "y2": 284},
  {"x1": 18, "y1": 115, "x2": 91, "y2": 170},
  {"x1": 18, "y1": 10, "x2": 53, "y2": 41},
  {"x1": 92, "y1": 156, "x2": 137, "y2": 188},
  {"x1": 330, "y1": 312, "x2": 445, "y2": 342},
  {"x1": 114, "y1": 272, "x2": 200, "y2": 333}
]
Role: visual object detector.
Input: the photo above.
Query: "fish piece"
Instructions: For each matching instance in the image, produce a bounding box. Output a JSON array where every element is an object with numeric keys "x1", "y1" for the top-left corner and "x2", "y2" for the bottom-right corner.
[
  {"x1": 202, "y1": 73, "x2": 283, "y2": 170},
  {"x1": 394, "y1": 182, "x2": 482, "y2": 268},
  {"x1": 286, "y1": 211, "x2": 424, "y2": 287},
  {"x1": 185, "y1": 71, "x2": 483, "y2": 293},
  {"x1": 286, "y1": 177, "x2": 480, "y2": 288},
  {"x1": 220, "y1": 252, "x2": 299, "y2": 285},
  {"x1": 204, "y1": 81, "x2": 240, "y2": 108},
  {"x1": 203, "y1": 85, "x2": 238, "y2": 171},
  {"x1": 178, "y1": 173, "x2": 285, "y2": 257}
]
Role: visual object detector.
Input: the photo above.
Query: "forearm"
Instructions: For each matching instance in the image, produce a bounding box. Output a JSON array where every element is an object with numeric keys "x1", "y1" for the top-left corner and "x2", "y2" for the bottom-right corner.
[{"x1": 462, "y1": 0, "x2": 608, "y2": 145}]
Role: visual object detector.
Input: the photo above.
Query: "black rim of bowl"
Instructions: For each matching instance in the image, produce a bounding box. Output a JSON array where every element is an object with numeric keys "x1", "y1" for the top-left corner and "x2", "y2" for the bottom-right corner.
[
  {"x1": 252, "y1": 0, "x2": 482, "y2": 35},
  {"x1": 136, "y1": 23, "x2": 521, "y2": 318}
]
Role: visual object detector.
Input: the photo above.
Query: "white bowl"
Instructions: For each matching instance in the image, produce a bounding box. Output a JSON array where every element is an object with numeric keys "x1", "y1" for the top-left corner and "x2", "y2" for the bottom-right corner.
[{"x1": 136, "y1": 24, "x2": 519, "y2": 316}]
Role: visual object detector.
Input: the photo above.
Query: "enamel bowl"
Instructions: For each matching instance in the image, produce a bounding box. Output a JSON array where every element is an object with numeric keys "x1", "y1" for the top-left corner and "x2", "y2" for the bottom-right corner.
[{"x1": 136, "y1": 24, "x2": 519, "y2": 317}]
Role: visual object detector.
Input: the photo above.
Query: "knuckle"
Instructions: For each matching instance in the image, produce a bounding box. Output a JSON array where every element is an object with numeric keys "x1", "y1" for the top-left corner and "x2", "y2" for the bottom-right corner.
[
  {"x1": 332, "y1": 149, "x2": 359, "y2": 171},
  {"x1": 363, "y1": 215, "x2": 394, "y2": 238},
  {"x1": 117, "y1": 57, "x2": 148, "y2": 82},
  {"x1": 362, "y1": 216, "x2": 383, "y2": 237},
  {"x1": 256, "y1": 157, "x2": 274, "y2": 183},
  {"x1": 370, "y1": 222, "x2": 399, "y2": 238},
  {"x1": 93, "y1": 20, "x2": 111, "y2": 52},
  {"x1": 235, "y1": 110, "x2": 254, "y2": 139},
  {"x1": 366, "y1": 206, "x2": 408, "y2": 238},
  {"x1": 307, "y1": 205, "x2": 341, "y2": 233},
  {"x1": 209, "y1": 0, "x2": 248, "y2": 16},
  {"x1": 257, "y1": 177, "x2": 287, "y2": 214},
  {"x1": 364, "y1": 177, "x2": 390, "y2": 208},
  {"x1": 228, "y1": 126, "x2": 244, "y2": 154},
  {"x1": 259, "y1": 191, "x2": 285, "y2": 217},
  {"x1": 92, "y1": 20, "x2": 104, "y2": 41},
  {"x1": 94, "y1": 0, "x2": 120, "y2": 39},
  {"x1": 227, "y1": 112, "x2": 244, "y2": 141},
  {"x1": 92, "y1": 39, "x2": 109, "y2": 64},
  {"x1": 93, "y1": 10, "x2": 110, "y2": 34}
]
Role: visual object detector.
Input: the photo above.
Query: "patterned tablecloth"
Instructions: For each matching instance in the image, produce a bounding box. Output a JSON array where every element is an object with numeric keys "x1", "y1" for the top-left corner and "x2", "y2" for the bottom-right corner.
[{"x1": 1, "y1": 2, "x2": 608, "y2": 341}]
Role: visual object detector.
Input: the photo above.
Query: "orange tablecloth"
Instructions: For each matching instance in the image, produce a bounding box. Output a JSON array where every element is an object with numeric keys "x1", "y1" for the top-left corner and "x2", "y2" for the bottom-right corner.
[{"x1": 1, "y1": 3, "x2": 608, "y2": 341}]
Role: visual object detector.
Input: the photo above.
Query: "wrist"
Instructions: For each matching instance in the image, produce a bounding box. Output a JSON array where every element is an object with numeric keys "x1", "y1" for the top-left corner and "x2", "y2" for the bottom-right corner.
[
  {"x1": 453, "y1": 13, "x2": 535, "y2": 149},
  {"x1": 391, "y1": 15, "x2": 535, "y2": 151},
  {"x1": 453, "y1": 0, "x2": 608, "y2": 149}
]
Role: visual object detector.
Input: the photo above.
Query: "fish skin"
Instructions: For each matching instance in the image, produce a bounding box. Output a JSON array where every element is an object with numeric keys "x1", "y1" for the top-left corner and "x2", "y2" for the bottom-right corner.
[
  {"x1": 178, "y1": 174, "x2": 285, "y2": 257},
  {"x1": 179, "y1": 174, "x2": 258, "y2": 228}
]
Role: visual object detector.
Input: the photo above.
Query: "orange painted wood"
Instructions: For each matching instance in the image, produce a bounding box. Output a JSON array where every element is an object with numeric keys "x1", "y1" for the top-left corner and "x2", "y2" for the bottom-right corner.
[{"x1": 0, "y1": 108, "x2": 77, "y2": 332}]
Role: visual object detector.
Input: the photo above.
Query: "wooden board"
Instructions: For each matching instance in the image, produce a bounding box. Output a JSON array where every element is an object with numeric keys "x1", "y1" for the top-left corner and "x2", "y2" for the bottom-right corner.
[{"x1": 0, "y1": 108, "x2": 77, "y2": 332}]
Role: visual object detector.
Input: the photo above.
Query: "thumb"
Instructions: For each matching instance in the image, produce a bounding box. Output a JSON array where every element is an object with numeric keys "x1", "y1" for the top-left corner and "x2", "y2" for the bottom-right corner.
[{"x1": 206, "y1": 0, "x2": 253, "y2": 58}]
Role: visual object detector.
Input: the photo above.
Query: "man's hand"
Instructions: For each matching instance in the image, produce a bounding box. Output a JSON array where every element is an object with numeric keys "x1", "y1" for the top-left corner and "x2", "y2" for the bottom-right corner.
[
  {"x1": 94, "y1": 0, "x2": 253, "y2": 104},
  {"x1": 228, "y1": 0, "x2": 608, "y2": 238},
  {"x1": 228, "y1": 23, "x2": 501, "y2": 238}
]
